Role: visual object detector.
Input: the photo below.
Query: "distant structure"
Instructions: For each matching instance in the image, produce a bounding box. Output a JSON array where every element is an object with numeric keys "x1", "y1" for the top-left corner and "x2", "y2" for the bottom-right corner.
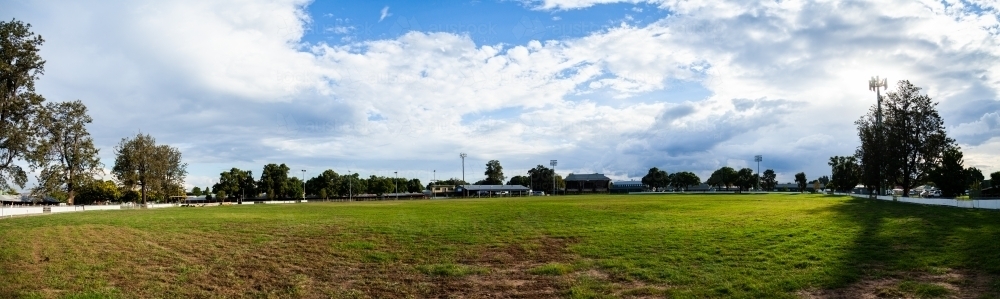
[
  {"x1": 564, "y1": 173, "x2": 612, "y2": 194},
  {"x1": 611, "y1": 180, "x2": 645, "y2": 193}
]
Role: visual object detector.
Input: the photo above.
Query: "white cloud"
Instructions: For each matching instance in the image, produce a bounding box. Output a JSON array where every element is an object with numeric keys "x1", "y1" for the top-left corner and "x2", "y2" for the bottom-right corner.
[
  {"x1": 379, "y1": 6, "x2": 391, "y2": 22},
  {"x1": 4, "y1": 0, "x2": 1000, "y2": 189}
]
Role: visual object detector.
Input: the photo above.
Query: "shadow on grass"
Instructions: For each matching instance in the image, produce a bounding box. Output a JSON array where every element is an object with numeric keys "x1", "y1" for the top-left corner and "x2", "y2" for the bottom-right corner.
[{"x1": 815, "y1": 197, "x2": 1000, "y2": 291}]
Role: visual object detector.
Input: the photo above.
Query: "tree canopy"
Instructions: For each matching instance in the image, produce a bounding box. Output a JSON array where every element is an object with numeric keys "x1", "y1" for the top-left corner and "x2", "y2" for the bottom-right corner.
[
  {"x1": 111, "y1": 133, "x2": 187, "y2": 204},
  {"x1": 794, "y1": 172, "x2": 807, "y2": 193},
  {"x1": 642, "y1": 167, "x2": 669, "y2": 190},
  {"x1": 32, "y1": 100, "x2": 102, "y2": 205},
  {"x1": 1, "y1": 19, "x2": 47, "y2": 190},
  {"x1": 483, "y1": 160, "x2": 505, "y2": 185}
]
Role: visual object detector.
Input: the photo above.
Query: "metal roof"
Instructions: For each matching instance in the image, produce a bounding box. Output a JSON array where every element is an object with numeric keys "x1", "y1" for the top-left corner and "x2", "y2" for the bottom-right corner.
[
  {"x1": 612, "y1": 181, "x2": 644, "y2": 186},
  {"x1": 565, "y1": 173, "x2": 612, "y2": 181},
  {"x1": 457, "y1": 185, "x2": 531, "y2": 191}
]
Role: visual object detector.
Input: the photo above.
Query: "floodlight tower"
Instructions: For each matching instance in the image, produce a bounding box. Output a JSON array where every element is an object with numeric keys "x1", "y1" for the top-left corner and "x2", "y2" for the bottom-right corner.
[
  {"x1": 550, "y1": 160, "x2": 558, "y2": 196},
  {"x1": 869, "y1": 76, "x2": 888, "y2": 196},
  {"x1": 754, "y1": 155, "x2": 762, "y2": 192},
  {"x1": 394, "y1": 171, "x2": 398, "y2": 200},
  {"x1": 460, "y1": 153, "x2": 467, "y2": 183},
  {"x1": 348, "y1": 169, "x2": 352, "y2": 201},
  {"x1": 301, "y1": 170, "x2": 306, "y2": 200}
]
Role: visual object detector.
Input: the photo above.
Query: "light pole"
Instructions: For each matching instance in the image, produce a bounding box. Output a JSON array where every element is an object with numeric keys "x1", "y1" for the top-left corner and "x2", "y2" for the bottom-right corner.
[
  {"x1": 432, "y1": 170, "x2": 436, "y2": 198},
  {"x1": 869, "y1": 76, "x2": 888, "y2": 196},
  {"x1": 460, "y1": 153, "x2": 467, "y2": 184},
  {"x1": 301, "y1": 170, "x2": 306, "y2": 200},
  {"x1": 394, "y1": 171, "x2": 398, "y2": 200},
  {"x1": 550, "y1": 160, "x2": 557, "y2": 196},
  {"x1": 348, "y1": 169, "x2": 352, "y2": 201},
  {"x1": 755, "y1": 155, "x2": 762, "y2": 192}
]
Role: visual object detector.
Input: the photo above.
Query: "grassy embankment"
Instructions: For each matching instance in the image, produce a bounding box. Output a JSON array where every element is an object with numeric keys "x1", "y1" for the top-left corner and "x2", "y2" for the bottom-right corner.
[{"x1": 1, "y1": 194, "x2": 999, "y2": 298}]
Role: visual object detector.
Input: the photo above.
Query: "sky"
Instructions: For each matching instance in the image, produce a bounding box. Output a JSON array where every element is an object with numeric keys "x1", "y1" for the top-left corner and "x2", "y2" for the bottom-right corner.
[{"x1": 3, "y1": 0, "x2": 1000, "y2": 190}]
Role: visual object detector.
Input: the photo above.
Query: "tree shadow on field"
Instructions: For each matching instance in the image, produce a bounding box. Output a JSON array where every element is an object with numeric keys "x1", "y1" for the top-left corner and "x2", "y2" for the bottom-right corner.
[{"x1": 811, "y1": 197, "x2": 1000, "y2": 295}]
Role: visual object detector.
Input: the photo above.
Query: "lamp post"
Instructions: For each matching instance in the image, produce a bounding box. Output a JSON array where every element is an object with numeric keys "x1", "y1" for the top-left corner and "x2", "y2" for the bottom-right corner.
[
  {"x1": 755, "y1": 155, "x2": 762, "y2": 192},
  {"x1": 460, "y1": 153, "x2": 467, "y2": 184},
  {"x1": 301, "y1": 170, "x2": 306, "y2": 200},
  {"x1": 348, "y1": 169, "x2": 352, "y2": 202},
  {"x1": 869, "y1": 76, "x2": 888, "y2": 196},
  {"x1": 550, "y1": 160, "x2": 557, "y2": 196},
  {"x1": 394, "y1": 171, "x2": 398, "y2": 200}
]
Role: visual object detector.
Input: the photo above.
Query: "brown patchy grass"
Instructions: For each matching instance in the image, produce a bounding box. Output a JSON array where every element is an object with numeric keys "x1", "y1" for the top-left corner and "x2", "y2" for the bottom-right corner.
[{"x1": 2, "y1": 194, "x2": 1000, "y2": 298}]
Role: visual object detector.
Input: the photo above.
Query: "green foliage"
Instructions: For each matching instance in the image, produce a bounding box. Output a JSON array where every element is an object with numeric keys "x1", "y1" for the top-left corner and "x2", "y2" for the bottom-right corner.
[
  {"x1": 32, "y1": 100, "x2": 103, "y2": 205},
  {"x1": 929, "y1": 146, "x2": 966, "y2": 197},
  {"x1": 191, "y1": 186, "x2": 201, "y2": 197},
  {"x1": 111, "y1": 133, "x2": 187, "y2": 204},
  {"x1": 75, "y1": 179, "x2": 121, "y2": 204},
  {"x1": 794, "y1": 172, "x2": 807, "y2": 193},
  {"x1": 507, "y1": 175, "x2": 531, "y2": 187},
  {"x1": 417, "y1": 263, "x2": 487, "y2": 277},
  {"x1": 642, "y1": 167, "x2": 669, "y2": 190},
  {"x1": 0, "y1": 19, "x2": 47, "y2": 190},
  {"x1": 734, "y1": 168, "x2": 755, "y2": 192},
  {"x1": 761, "y1": 169, "x2": 777, "y2": 191},
  {"x1": 484, "y1": 160, "x2": 505, "y2": 185},
  {"x1": 991, "y1": 172, "x2": 1000, "y2": 187},
  {"x1": 214, "y1": 168, "x2": 254, "y2": 200},
  {"x1": 829, "y1": 156, "x2": 860, "y2": 192},
  {"x1": 258, "y1": 163, "x2": 290, "y2": 199},
  {"x1": 669, "y1": 171, "x2": 700, "y2": 191},
  {"x1": 528, "y1": 165, "x2": 561, "y2": 193},
  {"x1": 706, "y1": 167, "x2": 737, "y2": 190}
]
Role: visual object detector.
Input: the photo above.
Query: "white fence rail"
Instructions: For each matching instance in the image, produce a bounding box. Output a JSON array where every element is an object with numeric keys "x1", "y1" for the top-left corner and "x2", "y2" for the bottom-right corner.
[{"x1": 850, "y1": 194, "x2": 1000, "y2": 210}]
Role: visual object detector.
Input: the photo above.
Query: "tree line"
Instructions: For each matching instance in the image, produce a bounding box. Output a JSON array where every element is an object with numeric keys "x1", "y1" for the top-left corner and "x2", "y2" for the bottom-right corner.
[{"x1": 1, "y1": 20, "x2": 187, "y2": 205}]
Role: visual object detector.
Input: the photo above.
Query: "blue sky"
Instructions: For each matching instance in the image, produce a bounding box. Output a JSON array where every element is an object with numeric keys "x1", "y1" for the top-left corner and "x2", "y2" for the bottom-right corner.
[{"x1": 3, "y1": 0, "x2": 1000, "y2": 190}]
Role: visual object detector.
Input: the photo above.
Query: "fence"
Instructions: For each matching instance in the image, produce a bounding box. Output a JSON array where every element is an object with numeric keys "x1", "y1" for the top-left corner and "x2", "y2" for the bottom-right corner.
[{"x1": 850, "y1": 194, "x2": 1000, "y2": 210}]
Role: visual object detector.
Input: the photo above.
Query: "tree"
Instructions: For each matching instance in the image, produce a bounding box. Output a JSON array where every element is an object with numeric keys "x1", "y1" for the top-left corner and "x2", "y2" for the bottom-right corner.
[
  {"x1": 880, "y1": 80, "x2": 955, "y2": 197},
  {"x1": 214, "y1": 168, "x2": 252, "y2": 201},
  {"x1": 854, "y1": 107, "x2": 884, "y2": 196},
  {"x1": 794, "y1": 172, "x2": 807, "y2": 193},
  {"x1": 191, "y1": 186, "x2": 202, "y2": 196},
  {"x1": 111, "y1": 133, "x2": 187, "y2": 204},
  {"x1": 829, "y1": 156, "x2": 861, "y2": 193},
  {"x1": 338, "y1": 173, "x2": 366, "y2": 197},
  {"x1": 817, "y1": 176, "x2": 830, "y2": 186},
  {"x1": 1, "y1": 20, "x2": 47, "y2": 190},
  {"x1": 966, "y1": 167, "x2": 984, "y2": 187},
  {"x1": 306, "y1": 169, "x2": 340, "y2": 198},
  {"x1": 406, "y1": 178, "x2": 422, "y2": 193},
  {"x1": 31, "y1": 100, "x2": 102, "y2": 205},
  {"x1": 285, "y1": 177, "x2": 304, "y2": 199},
  {"x1": 669, "y1": 171, "x2": 701, "y2": 191},
  {"x1": 484, "y1": 160, "x2": 505, "y2": 185},
  {"x1": 367, "y1": 175, "x2": 390, "y2": 197},
  {"x1": 528, "y1": 165, "x2": 559, "y2": 193},
  {"x1": 641, "y1": 167, "x2": 669, "y2": 191},
  {"x1": 507, "y1": 175, "x2": 530, "y2": 187},
  {"x1": 258, "y1": 163, "x2": 289, "y2": 199},
  {"x1": 761, "y1": 169, "x2": 777, "y2": 191},
  {"x1": 318, "y1": 188, "x2": 327, "y2": 200},
  {"x1": 991, "y1": 171, "x2": 1000, "y2": 187},
  {"x1": 706, "y1": 167, "x2": 737, "y2": 191},
  {"x1": 216, "y1": 190, "x2": 226, "y2": 202},
  {"x1": 734, "y1": 168, "x2": 755, "y2": 192},
  {"x1": 929, "y1": 146, "x2": 966, "y2": 197}
]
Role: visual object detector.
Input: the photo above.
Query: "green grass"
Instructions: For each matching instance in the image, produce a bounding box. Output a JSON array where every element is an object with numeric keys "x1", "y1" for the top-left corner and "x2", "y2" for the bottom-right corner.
[{"x1": 1, "y1": 194, "x2": 999, "y2": 298}]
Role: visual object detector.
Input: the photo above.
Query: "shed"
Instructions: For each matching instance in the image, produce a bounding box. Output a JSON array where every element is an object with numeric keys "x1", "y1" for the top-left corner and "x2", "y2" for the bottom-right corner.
[
  {"x1": 456, "y1": 185, "x2": 530, "y2": 197},
  {"x1": 564, "y1": 173, "x2": 611, "y2": 193}
]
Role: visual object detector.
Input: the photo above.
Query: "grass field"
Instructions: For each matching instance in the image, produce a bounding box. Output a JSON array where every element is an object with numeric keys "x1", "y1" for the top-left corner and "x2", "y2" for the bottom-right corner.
[{"x1": 2, "y1": 194, "x2": 1000, "y2": 298}]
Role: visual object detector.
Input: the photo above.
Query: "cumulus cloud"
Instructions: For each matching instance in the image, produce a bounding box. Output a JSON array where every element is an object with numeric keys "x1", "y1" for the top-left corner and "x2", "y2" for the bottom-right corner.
[{"x1": 4, "y1": 0, "x2": 1000, "y2": 188}]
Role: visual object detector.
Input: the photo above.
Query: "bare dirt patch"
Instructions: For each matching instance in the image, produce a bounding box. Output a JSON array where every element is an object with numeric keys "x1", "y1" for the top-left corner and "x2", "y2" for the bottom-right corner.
[{"x1": 799, "y1": 269, "x2": 999, "y2": 299}]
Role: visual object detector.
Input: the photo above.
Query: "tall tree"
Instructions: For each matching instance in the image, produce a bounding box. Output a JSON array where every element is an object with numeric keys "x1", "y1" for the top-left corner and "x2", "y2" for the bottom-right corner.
[
  {"x1": 761, "y1": 169, "x2": 777, "y2": 191},
  {"x1": 285, "y1": 177, "x2": 304, "y2": 199},
  {"x1": 528, "y1": 165, "x2": 558, "y2": 192},
  {"x1": 1, "y1": 20, "x2": 47, "y2": 190},
  {"x1": 484, "y1": 160, "x2": 505, "y2": 185},
  {"x1": 991, "y1": 171, "x2": 1000, "y2": 187},
  {"x1": 367, "y1": 175, "x2": 391, "y2": 197},
  {"x1": 111, "y1": 133, "x2": 187, "y2": 204},
  {"x1": 32, "y1": 100, "x2": 102, "y2": 205},
  {"x1": 406, "y1": 178, "x2": 422, "y2": 193},
  {"x1": 642, "y1": 167, "x2": 669, "y2": 190},
  {"x1": 794, "y1": 172, "x2": 807, "y2": 193},
  {"x1": 881, "y1": 80, "x2": 955, "y2": 197},
  {"x1": 306, "y1": 169, "x2": 340, "y2": 198},
  {"x1": 214, "y1": 168, "x2": 254, "y2": 201},
  {"x1": 734, "y1": 168, "x2": 755, "y2": 192},
  {"x1": 854, "y1": 106, "x2": 884, "y2": 196},
  {"x1": 258, "y1": 163, "x2": 289, "y2": 199},
  {"x1": 928, "y1": 146, "x2": 966, "y2": 197},
  {"x1": 829, "y1": 156, "x2": 861, "y2": 193},
  {"x1": 191, "y1": 186, "x2": 202, "y2": 196}
]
